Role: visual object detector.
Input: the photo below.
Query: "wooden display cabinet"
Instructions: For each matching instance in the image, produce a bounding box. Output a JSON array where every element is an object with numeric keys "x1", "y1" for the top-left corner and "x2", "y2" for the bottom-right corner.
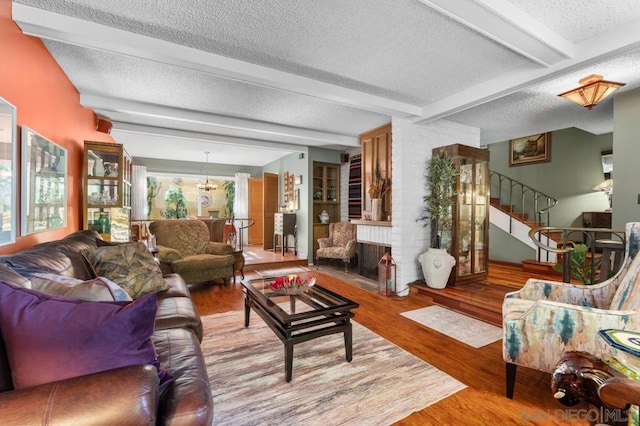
[
  {"x1": 312, "y1": 162, "x2": 340, "y2": 260},
  {"x1": 433, "y1": 144, "x2": 490, "y2": 286},
  {"x1": 83, "y1": 141, "x2": 132, "y2": 242}
]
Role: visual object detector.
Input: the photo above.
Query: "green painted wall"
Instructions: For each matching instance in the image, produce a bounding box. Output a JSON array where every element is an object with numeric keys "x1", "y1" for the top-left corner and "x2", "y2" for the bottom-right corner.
[
  {"x1": 613, "y1": 88, "x2": 640, "y2": 229},
  {"x1": 263, "y1": 149, "x2": 310, "y2": 258},
  {"x1": 488, "y1": 127, "x2": 612, "y2": 263}
]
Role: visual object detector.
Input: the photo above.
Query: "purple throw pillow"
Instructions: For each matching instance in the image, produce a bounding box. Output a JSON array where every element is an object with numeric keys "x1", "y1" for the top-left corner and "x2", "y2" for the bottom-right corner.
[{"x1": 0, "y1": 281, "x2": 166, "y2": 389}]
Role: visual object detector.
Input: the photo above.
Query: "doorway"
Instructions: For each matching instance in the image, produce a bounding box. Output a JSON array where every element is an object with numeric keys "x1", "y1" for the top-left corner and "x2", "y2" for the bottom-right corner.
[{"x1": 262, "y1": 172, "x2": 279, "y2": 250}]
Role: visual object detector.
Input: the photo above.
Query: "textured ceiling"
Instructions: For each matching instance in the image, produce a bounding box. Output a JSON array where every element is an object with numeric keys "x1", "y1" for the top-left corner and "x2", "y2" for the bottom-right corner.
[{"x1": 11, "y1": 0, "x2": 640, "y2": 169}]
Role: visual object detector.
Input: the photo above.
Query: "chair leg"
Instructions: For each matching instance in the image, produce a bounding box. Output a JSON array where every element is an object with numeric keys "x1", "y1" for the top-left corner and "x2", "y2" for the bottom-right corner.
[
  {"x1": 344, "y1": 259, "x2": 348, "y2": 272},
  {"x1": 506, "y1": 363, "x2": 517, "y2": 399},
  {"x1": 316, "y1": 257, "x2": 320, "y2": 270}
]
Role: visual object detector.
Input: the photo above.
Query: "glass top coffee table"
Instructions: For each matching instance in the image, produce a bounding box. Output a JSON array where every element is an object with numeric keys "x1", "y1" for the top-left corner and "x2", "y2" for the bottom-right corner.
[{"x1": 241, "y1": 277, "x2": 359, "y2": 382}]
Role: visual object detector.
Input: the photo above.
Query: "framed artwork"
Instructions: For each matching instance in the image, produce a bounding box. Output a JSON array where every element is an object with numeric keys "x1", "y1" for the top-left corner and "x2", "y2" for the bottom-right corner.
[
  {"x1": 21, "y1": 127, "x2": 67, "y2": 234},
  {"x1": 509, "y1": 132, "x2": 551, "y2": 166},
  {"x1": 0, "y1": 97, "x2": 17, "y2": 245}
]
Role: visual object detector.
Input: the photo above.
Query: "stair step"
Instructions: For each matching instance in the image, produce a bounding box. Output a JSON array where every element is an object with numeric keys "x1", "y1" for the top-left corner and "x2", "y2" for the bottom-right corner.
[{"x1": 522, "y1": 259, "x2": 560, "y2": 274}]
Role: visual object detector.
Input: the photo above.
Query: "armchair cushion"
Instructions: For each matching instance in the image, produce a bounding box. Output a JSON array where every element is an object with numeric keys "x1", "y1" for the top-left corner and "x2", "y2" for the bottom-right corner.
[
  {"x1": 82, "y1": 242, "x2": 168, "y2": 299},
  {"x1": 0, "y1": 282, "x2": 168, "y2": 390},
  {"x1": 317, "y1": 222, "x2": 356, "y2": 260}
]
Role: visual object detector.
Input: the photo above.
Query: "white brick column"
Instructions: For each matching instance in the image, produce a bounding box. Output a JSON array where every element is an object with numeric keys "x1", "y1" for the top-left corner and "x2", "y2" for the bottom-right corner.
[{"x1": 391, "y1": 118, "x2": 480, "y2": 295}]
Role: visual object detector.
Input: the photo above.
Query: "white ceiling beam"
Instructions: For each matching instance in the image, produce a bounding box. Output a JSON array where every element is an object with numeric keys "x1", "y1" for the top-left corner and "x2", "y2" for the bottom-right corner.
[
  {"x1": 13, "y1": 3, "x2": 421, "y2": 118},
  {"x1": 419, "y1": 0, "x2": 573, "y2": 66},
  {"x1": 112, "y1": 122, "x2": 309, "y2": 152},
  {"x1": 414, "y1": 17, "x2": 640, "y2": 125},
  {"x1": 82, "y1": 94, "x2": 359, "y2": 147}
]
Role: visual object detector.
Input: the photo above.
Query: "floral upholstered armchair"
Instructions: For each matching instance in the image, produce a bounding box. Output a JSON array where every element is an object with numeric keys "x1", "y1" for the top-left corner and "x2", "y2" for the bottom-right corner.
[
  {"x1": 503, "y1": 222, "x2": 640, "y2": 399},
  {"x1": 149, "y1": 220, "x2": 235, "y2": 284},
  {"x1": 316, "y1": 222, "x2": 357, "y2": 272}
]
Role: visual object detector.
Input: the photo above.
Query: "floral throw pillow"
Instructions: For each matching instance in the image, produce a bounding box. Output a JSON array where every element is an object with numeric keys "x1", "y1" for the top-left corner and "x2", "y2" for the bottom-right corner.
[{"x1": 82, "y1": 242, "x2": 168, "y2": 299}]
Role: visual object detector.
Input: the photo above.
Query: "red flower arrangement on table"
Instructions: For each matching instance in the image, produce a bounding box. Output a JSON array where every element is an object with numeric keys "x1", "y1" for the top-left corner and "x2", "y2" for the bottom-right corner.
[{"x1": 269, "y1": 275, "x2": 316, "y2": 295}]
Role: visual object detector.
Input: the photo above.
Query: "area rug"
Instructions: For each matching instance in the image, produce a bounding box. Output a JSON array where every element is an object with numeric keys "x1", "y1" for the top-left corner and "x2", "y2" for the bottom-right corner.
[
  {"x1": 255, "y1": 266, "x2": 311, "y2": 277},
  {"x1": 201, "y1": 310, "x2": 466, "y2": 425},
  {"x1": 400, "y1": 305, "x2": 503, "y2": 348}
]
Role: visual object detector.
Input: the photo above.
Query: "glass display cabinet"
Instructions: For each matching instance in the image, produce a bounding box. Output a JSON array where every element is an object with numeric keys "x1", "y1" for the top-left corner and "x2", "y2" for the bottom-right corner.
[
  {"x1": 83, "y1": 141, "x2": 132, "y2": 242},
  {"x1": 433, "y1": 144, "x2": 490, "y2": 286},
  {"x1": 312, "y1": 162, "x2": 340, "y2": 260}
]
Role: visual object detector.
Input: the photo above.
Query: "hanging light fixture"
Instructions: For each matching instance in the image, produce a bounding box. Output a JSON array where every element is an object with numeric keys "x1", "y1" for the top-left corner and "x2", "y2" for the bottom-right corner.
[
  {"x1": 197, "y1": 151, "x2": 218, "y2": 191},
  {"x1": 558, "y1": 74, "x2": 625, "y2": 110}
]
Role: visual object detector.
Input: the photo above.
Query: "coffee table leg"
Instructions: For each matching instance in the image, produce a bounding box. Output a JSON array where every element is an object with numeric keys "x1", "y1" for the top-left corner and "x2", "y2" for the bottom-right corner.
[
  {"x1": 344, "y1": 320, "x2": 353, "y2": 362},
  {"x1": 244, "y1": 299, "x2": 250, "y2": 327},
  {"x1": 284, "y1": 342, "x2": 294, "y2": 382}
]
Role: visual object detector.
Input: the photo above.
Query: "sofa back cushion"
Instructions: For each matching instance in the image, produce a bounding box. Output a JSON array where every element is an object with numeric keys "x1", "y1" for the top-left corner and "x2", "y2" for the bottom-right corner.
[
  {"x1": 149, "y1": 220, "x2": 210, "y2": 256},
  {"x1": 0, "y1": 230, "x2": 99, "y2": 280}
]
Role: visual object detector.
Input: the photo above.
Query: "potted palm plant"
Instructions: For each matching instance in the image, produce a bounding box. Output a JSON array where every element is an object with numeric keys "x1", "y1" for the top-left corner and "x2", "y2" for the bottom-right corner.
[{"x1": 417, "y1": 151, "x2": 458, "y2": 288}]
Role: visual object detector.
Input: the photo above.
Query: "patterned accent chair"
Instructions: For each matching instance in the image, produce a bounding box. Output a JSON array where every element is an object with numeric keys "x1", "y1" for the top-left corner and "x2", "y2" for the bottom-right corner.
[
  {"x1": 503, "y1": 222, "x2": 640, "y2": 399},
  {"x1": 149, "y1": 220, "x2": 235, "y2": 284},
  {"x1": 316, "y1": 222, "x2": 357, "y2": 272}
]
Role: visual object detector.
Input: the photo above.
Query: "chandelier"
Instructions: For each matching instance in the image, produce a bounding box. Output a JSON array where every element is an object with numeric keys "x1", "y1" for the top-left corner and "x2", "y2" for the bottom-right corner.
[
  {"x1": 197, "y1": 151, "x2": 218, "y2": 191},
  {"x1": 558, "y1": 74, "x2": 625, "y2": 110}
]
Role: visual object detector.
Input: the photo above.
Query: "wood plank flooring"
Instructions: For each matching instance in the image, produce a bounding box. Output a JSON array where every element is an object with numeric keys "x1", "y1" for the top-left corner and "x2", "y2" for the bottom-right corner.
[{"x1": 189, "y1": 247, "x2": 589, "y2": 425}]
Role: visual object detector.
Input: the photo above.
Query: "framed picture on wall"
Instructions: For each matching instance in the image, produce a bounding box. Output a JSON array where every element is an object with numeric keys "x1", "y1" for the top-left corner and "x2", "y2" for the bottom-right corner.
[
  {"x1": 509, "y1": 132, "x2": 551, "y2": 166},
  {"x1": 21, "y1": 126, "x2": 67, "y2": 234}
]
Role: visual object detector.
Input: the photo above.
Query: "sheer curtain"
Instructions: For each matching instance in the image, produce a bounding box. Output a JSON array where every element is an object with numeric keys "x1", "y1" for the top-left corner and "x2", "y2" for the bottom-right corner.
[
  {"x1": 131, "y1": 165, "x2": 147, "y2": 220},
  {"x1": 234, "y1": 173, "x2": 250, "y2": 245}
]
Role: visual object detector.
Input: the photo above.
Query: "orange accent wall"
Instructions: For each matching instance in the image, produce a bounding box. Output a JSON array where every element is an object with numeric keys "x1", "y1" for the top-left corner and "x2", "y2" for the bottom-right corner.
[{"x1": 0, "y1": 1, "x2": 115, "y2": 254}]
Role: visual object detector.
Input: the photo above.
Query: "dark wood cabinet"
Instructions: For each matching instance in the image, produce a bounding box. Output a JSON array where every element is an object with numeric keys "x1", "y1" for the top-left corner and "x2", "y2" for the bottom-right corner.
[
  {"x1": 582, "y1": 211, "x2": 612, "y2": 229},
  {"x1": 433, "y1": 144, "x2": 490, "y2": 286},
  {"x1": 312, "y1": 162, "x2": 340, "y2": 261},
  {"x1": 83, "y1": 141, "x2": 131, "y2": 242}
]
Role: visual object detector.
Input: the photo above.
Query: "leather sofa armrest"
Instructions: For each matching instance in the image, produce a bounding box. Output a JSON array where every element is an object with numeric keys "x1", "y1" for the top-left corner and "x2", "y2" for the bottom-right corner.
[
  {"x1": 206, "y1": 241, "x2": 233, "y2": 255},
  {"x1": 0, "y1": 365, "x2": 159, "y2": 425}
]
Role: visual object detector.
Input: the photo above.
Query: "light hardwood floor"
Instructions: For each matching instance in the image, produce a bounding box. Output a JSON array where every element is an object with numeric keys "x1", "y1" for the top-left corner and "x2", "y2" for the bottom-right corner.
[{"x1": 189, "y1": 248, "x2": 590, "y2": 425}]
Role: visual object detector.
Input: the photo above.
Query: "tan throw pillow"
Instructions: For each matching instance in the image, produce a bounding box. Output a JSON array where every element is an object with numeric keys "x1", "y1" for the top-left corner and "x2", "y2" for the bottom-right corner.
[
  {"x1": 82, "y1": 242, "x2": 168, "y2": 299},
  {"x1": 31, "y1": 273, "x2": 132, "y2": 302}
]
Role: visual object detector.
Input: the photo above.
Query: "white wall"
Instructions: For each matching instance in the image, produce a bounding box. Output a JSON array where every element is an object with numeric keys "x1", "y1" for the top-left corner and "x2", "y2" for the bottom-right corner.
[{"x1": 391, "y1": 117, "x2": 481, "y2": 295}]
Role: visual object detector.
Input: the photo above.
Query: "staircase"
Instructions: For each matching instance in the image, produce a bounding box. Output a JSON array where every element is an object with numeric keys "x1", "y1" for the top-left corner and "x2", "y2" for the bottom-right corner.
[{"x1": 489, "y1": 171, "x2": 559, "y2": 270}]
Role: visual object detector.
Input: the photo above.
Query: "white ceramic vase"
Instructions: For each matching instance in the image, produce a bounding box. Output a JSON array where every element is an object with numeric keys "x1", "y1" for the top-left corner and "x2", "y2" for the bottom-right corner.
[
  {"x1": 418, "y1": 248, "x2": 456, "y2": 289},
  {"x1": 93, "y1": 158, "x2": 105, "y2": 176},
  {"x1": 371, "y1": 198, "x2": 383, "y2": 221},
  {"x1": 318, "y1": 210, "x2": 329, "y2": 224}
]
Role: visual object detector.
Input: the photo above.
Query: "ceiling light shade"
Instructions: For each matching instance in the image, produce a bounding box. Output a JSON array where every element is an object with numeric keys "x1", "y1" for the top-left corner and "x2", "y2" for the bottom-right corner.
[
  {"x1": 197, "y1": 151, "x2": 218, "y2": 191},
  {"x1": 558, "y1": 74, "x2": 625, "y2": 110}
]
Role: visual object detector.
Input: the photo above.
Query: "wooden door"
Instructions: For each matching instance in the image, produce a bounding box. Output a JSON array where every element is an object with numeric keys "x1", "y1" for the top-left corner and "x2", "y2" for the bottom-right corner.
[
  {"x1": 262, "y1": 172, "x2": 279, "y2": 250},
  {"x1": 248, "y1": 177, "x2": 263, "y2": 245}
]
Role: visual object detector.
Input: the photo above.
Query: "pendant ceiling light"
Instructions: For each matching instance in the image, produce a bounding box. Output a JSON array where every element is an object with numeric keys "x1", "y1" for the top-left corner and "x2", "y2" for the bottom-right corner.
[
  {"x1": 558, "y1": 74, "x2": 625, "y2": 110},
  {"x1": 197, "y1": 151, "x2": 218, "y2": 191}
]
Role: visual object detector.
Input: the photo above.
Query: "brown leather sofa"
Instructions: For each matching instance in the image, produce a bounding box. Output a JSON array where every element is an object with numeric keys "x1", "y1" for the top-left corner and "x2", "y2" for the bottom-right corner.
[{"x1": 0, "y1": 230, "x2": 213, "y2": 425}]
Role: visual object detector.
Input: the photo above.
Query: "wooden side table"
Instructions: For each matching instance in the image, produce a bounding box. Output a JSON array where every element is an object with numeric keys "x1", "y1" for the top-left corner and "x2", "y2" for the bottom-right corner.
[{"x1": 232, "y1": 250, "x2": 245, "y2": 283}]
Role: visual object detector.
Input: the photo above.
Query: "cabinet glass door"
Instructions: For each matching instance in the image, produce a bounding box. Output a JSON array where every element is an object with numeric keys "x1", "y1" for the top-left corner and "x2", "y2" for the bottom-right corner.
[{"x1": 474, "y1": 160, "x2": 488, "y2": 273}]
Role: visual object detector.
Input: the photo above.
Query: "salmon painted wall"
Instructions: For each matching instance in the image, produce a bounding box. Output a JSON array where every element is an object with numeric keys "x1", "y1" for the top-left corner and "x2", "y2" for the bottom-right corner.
[{"x1": 0, "y1": 1, "x2": 115, "y2": 254}]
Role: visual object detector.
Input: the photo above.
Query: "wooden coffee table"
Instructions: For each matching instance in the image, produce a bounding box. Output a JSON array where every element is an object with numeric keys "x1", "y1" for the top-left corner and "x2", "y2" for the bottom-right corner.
[{"x1": 241, "y1": 277, "x2": 359, "y2": 382}]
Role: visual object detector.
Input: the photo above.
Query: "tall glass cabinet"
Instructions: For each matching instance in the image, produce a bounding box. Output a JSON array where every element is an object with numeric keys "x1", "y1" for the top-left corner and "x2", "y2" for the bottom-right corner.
[
  {"x1": 433, "y1": 144, "x2": 490, "y2": 286},
  {"x1": 83, "y1": 141, "x2": 132, "y2": 242}
]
